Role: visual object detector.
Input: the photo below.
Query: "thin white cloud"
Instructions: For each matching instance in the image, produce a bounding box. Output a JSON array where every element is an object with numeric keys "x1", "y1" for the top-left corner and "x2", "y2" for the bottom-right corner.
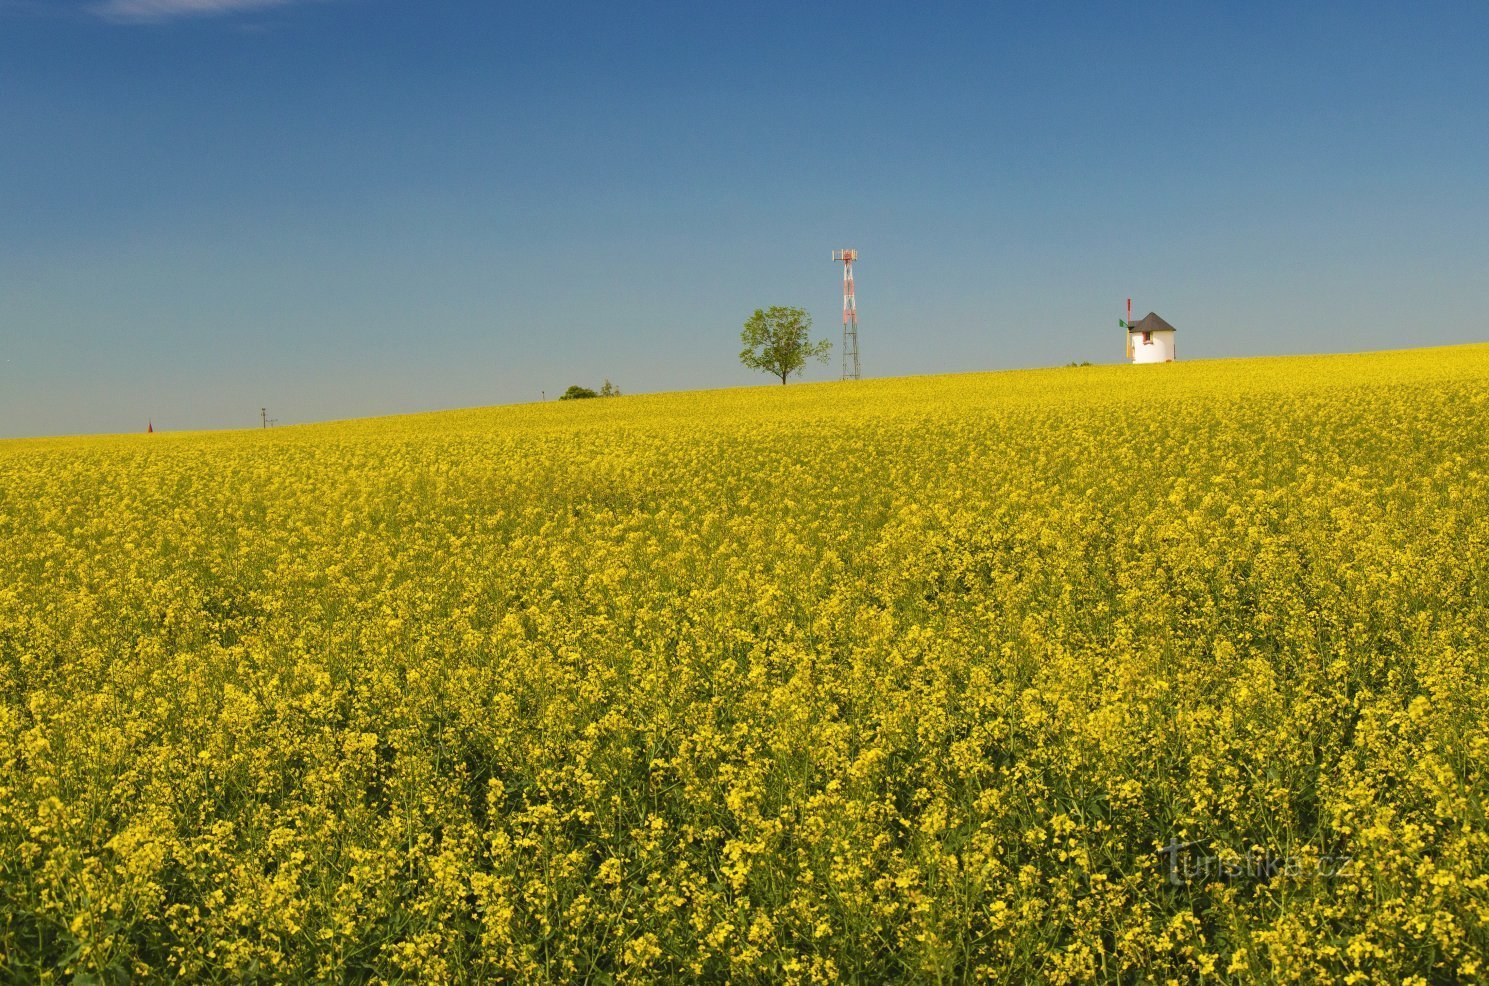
[{"x1": 91, "y1": 0, "x2": 307, "y2": 22}]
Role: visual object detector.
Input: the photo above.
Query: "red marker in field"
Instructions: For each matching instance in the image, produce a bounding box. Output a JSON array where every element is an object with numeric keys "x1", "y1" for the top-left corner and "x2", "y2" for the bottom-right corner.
[{"x1": 148, "y1": 420, "x2": 154, "y2": 433}]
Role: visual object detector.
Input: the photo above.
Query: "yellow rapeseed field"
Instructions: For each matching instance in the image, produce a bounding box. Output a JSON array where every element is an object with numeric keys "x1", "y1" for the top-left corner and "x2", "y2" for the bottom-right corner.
[{"x1": 3, "y1": 345, "x2": 1488, "y2": 983}]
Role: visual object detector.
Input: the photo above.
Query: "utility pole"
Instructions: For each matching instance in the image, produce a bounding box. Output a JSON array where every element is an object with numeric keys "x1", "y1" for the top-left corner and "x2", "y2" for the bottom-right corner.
[{"x1": 261, "y1": 407, "x2": 268, "y2": 429}]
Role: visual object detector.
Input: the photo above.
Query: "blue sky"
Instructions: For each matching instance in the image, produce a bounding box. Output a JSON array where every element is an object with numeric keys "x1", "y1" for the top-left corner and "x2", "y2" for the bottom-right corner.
[{"x1": 2, "y1": 1, "x2": 1487, "y2": 436}]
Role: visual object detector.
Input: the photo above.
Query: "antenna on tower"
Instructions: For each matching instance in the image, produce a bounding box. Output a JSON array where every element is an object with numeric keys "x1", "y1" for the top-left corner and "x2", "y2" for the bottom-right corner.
[{"x1": 831, "y1": 249, "x2": 860, "y2": 381}]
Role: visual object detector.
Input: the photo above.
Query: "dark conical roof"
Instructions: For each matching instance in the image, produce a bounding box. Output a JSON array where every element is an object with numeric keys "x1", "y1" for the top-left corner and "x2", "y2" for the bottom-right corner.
[{"x1": 1128, "y1": 312, "x2": 1176, "y2": 333}]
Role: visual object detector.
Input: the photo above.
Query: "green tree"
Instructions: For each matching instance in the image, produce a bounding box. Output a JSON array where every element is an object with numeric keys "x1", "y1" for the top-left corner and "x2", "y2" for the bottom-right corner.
[
  {"x1": 559, "y1": 385, "x2": 598, "y2": 400},
  {"x1": 739, "y1": 306, "x2": 831, "y2": 385}
]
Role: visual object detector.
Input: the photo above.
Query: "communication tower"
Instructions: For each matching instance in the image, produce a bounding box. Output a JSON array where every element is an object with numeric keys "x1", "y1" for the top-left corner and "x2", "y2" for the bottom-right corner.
[{"x1": 832, "y1": 249, "x2": 860, "y2": 380}]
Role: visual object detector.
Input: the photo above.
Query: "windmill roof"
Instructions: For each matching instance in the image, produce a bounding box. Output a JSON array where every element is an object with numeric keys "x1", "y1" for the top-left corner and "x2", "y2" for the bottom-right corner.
[{"x1": 1128, "y1": 312, "x2": 1176, "y2": 333}]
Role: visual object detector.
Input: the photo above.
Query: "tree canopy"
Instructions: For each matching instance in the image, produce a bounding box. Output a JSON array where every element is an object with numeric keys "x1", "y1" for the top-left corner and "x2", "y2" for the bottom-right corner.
[{"x1": 739, "y1": 306, "x2": 831, "y2": 385}]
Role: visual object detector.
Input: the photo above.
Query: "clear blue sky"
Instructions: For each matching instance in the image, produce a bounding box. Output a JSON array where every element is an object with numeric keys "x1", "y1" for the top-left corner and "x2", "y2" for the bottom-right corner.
[{"x1": 2, "y1": 1, "x2": 1486, "y2": 436}]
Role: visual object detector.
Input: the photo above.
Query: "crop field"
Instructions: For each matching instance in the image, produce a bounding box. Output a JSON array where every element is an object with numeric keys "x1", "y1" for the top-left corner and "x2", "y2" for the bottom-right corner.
[{"x1": 2, "y1": 345, "x2": 1488, "y2": 983}]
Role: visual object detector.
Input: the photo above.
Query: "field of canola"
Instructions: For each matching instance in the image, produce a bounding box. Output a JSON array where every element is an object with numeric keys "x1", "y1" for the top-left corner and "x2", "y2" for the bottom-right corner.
[{"x1": 3, "y1": 345, "x2": 1489, "y2": 983}]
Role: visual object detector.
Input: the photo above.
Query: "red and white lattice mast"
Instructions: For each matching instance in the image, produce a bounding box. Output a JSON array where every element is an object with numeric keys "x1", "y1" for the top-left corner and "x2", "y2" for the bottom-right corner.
[{"x1": 831, "y1": 249, "x2": 860, "y2": 380}]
